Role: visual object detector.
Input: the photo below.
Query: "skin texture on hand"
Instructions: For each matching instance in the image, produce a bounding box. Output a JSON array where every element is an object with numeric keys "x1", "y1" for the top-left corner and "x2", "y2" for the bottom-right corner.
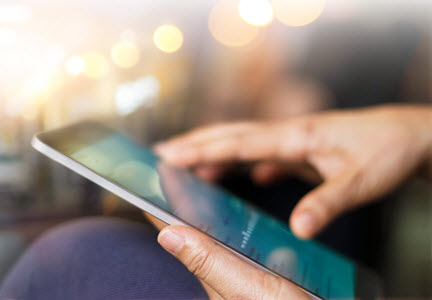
[
  {"x1": 155, "y1": 105, "x2": 432, "y2": 239},
  {"x1": 157, "y1": 225, "x2": 310, "y2": 300},
  {"x1": 144, "y1": 212, "x2": 309, "y2": 299}
]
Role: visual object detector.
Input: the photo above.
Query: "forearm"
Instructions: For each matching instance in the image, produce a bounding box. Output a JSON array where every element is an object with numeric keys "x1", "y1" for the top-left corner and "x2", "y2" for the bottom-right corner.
[
  {"x1": 425, "y1": 157, "x2": 432, "y2": 179},
  {"x1": 417, "y1": 106, "x2": 432, "y2": 178}
]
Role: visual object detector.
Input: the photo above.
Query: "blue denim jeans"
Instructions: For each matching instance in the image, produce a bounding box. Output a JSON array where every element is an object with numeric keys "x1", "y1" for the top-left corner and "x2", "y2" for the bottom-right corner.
[{"x1": 0, "y1": 217, "x2": 208, "y2": 300}]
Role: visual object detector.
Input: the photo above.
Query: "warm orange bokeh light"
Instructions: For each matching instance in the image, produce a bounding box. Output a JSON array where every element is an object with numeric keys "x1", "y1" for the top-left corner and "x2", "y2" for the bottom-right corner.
[
  {"x1": 111, "y1": 41, "x2": 140, "y2": 68},
  {"x1": 238, "y1": 0, "x2": 274, "y2": 27},
  {"x1": 209, "y1": 0, "x2": 258, "y2": 47},
  {"x1": 272, "y1": 0, "x2": 326, "y2": 27},
  {"x1": 65, "y1": 56, "x2": 85, "y2": 76},
  {"x1": 82, "y1": 52, "x2": 109, "y2": 79},
  {"x1": 153, "y1": 25, "x2": 183, "y2": 53}
]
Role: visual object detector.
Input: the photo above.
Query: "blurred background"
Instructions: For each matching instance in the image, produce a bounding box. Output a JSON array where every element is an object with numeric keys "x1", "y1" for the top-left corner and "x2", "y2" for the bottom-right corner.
[{"x1": 0, "y1": 0, "x2": 431, "y2": 297}]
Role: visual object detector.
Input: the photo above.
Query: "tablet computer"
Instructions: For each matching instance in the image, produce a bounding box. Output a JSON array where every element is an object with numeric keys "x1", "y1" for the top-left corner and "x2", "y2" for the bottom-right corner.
[{"x1": 32, "y1": 121, "x2": 381, "y2": 300}]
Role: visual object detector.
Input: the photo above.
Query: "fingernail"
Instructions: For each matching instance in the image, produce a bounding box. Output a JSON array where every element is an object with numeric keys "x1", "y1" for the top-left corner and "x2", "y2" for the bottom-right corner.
[
  {"x1": 293, "y1": 211, "x2": 318, "y2": 238},
  {"x1": 158, "y1": 229, "x2": 185, "y2": 255}
]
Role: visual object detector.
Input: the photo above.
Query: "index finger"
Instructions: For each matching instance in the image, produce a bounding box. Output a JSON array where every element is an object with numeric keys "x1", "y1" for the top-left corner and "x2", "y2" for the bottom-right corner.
[
  {"x1": 158, "y1": 121, "x2": 258, "y2": 148},
  {"x1": 155, "y1": 120, "x2": 312, "y2": 168}
]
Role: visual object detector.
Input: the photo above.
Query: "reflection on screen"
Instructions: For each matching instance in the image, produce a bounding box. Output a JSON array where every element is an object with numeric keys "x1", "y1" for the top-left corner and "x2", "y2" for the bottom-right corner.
[{"x1": 69, "y1": 132, "x2": 355, "y2": 299}]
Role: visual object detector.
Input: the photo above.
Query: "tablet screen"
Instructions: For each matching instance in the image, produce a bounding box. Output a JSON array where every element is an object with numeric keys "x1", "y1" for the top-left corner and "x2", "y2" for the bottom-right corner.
[{"x1": 43, "y1": 123, "x2": 356, "y2": 299}]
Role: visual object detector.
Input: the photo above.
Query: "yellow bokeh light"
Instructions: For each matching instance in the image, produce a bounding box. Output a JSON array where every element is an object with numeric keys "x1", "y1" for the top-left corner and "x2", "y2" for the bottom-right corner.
[
  {"x1": 238, "y1": 0, "x2": 274, "y2": 27},
  {"x1": 111, "y1": 41, "x2": 140, "y2": 68},
  {"x1": 272, "y1": 0, "x2": 325, "y2": 27},
  {"x1": 0, "y1": 5, "x2": 32, "y2": 24},
  {"x1": 65, "y1": 56, "x2": 85, "y2": 76},
  {"x1": 83, "y1": 52, "x2": 109, "y2": 79},
  {"x1": 0, "y1": 27, "x2": 16, "y2": 45},
  {"x1": 209, "y1": 0, "x2": 258, "y2": 47},
  {"x1": 153, "y1": 25, "x2": 183, "y2": 53}
]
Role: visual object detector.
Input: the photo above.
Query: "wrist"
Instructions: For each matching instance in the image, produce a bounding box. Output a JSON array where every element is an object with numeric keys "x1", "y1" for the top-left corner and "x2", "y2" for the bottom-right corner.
[{"x1": 381, "y1": 105, "x2": 432, "y2": 178}]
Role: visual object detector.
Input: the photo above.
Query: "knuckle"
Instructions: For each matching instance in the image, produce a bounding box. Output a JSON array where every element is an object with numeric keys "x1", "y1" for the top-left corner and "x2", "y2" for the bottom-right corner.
[
  {"x1": 186, "y1": 247, "x2": 214, "y2": 281},
  {"x1": 236, "y1": 136, "x2": 256, "y2": 160},
  {"x1": 279, "y1": 120, "x2": 315, "y2": 159},
  {"x1": 208, "y1": 121, "x2": 255, "y2": 132}
]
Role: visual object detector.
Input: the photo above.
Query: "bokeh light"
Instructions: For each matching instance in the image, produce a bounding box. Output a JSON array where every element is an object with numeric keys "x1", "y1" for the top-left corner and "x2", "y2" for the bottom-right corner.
[
  {"x1": 82, "y1": 52, "x2": 109, "y2": 79},
  {"x1": 238, "y1": 0, "x2": 274, "y2": 27},
  {"x1": 209, "y1": 0, "x2": 259, "y2": 47},
  {"x1": 0, "y1": 27, "x2": 16, "y2": 45},
  {"x1": 272, "y1": 0, "x2": 326, "y2": 27},
  {"x1": 0, "y1": 4, "x2": 31, "y2": 24},
  {"x1": 110, "y1": 41, "x2": 140, "y2": 69},
  {"x1": 115, "y1": 76, "x2": 160, "y2": 116},
  {"x1": 65, "y1": 56, "x2": 85, "y2": 76},
  {"x1": 4, "y1": 71, "x2": 53, "y2": 118},
  {"x1": 153, "y1": 25, "x2": 183, "y2": 53}
]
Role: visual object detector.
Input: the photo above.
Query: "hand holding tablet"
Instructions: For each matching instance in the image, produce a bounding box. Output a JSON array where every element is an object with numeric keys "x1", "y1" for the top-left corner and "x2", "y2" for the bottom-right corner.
[{"x1": 32, "y1": 105, "x2": 432, "y2": 299}]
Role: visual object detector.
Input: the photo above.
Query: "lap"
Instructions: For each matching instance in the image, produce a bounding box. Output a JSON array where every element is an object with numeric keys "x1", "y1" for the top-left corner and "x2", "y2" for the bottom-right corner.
[{"x1": 0, "y1": 217, "x2": 207, "y2": 300}]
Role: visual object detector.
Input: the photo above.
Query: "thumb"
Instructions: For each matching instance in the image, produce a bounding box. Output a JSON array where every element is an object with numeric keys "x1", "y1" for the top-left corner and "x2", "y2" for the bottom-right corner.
[
  {"x1": 290, "y1": 171, "x2": 364, "y2": 239},
  {"x1": 158, "y1": 225, "x2": 309, "y2": 300}
]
